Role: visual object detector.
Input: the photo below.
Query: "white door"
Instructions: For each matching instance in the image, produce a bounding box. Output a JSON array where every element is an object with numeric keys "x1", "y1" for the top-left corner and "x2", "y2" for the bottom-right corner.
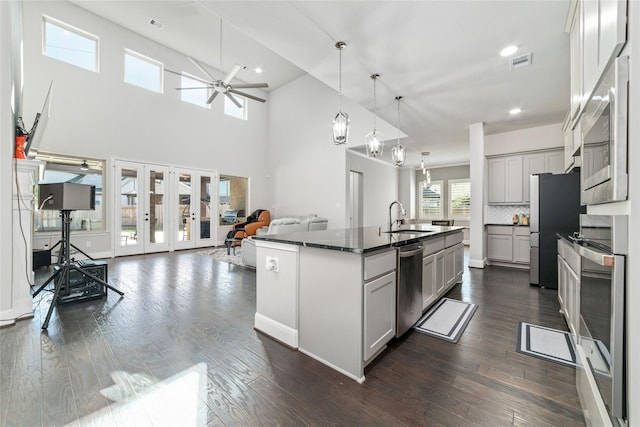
[
  {"x1": 174, "y1": 168, "x2": 217, "y2": 250},
  {"x1": 114, "y1": 161, "x2": 170, "y2": 256}
]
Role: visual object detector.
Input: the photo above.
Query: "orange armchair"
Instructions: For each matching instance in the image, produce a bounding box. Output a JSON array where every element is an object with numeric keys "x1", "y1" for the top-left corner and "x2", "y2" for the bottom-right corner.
[{"x1": 230, "y1": 209, "x2": 270, "y2": 239}]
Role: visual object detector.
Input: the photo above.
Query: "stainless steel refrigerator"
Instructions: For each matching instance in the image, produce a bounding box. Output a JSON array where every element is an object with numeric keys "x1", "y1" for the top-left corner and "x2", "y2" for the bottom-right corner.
[{"x1": 530, "y1": 173, "x2": 584, "y2": 288}]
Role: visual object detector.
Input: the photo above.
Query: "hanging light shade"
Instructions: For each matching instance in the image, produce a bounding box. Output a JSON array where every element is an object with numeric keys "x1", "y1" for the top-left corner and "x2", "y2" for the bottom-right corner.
[
  {"x1": 365, "y1": 74, "x2": 383, "y2": 157},
  {"x1": 332, "y1": 41, "x2": 349, "y2": 145},
  {"x1": 421, "y1": 152, "x2": 431, "y2": 187},
  {"x1": 391, "y1": 96, "x2": 406, "y2": 166}
]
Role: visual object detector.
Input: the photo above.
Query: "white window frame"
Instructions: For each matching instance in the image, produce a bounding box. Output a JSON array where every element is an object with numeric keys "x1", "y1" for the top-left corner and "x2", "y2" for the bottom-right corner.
[
  {"x1": 33, "y1": 153, "x2": 106, "y2": 234},
  {"x1": 448, "y1": 178, "x2": 471, "y2": 220},
  {"x1": 180, "y1": 72, "x2": 211, "y2": 109},
  {"x1": 124, "y1": 48, "x2": 164, "y2": 93},
  {"x1": 419, "y1": 179, "x2": 444, "y2": 220},
  {"x1": 224, "y1": 95, "x2": 247, "y2": 120},
  {"x1": 42, "y1": 15, "x2": 99, "y2": 72}
]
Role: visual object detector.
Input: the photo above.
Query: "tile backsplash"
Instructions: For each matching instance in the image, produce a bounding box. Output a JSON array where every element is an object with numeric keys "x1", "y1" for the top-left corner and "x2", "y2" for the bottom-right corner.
[{"x1": 485, "y1": 205, "x2": 530, "y2": 225}]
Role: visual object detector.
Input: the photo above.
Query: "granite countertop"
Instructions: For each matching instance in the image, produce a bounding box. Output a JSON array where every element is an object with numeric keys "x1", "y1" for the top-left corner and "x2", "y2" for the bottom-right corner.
[
  {"x1": 485, "y1": 223, "x2": 531, "y2": 227},
  {"x1": 251, "y1": 225, "x2": 465, "y2": 254}
]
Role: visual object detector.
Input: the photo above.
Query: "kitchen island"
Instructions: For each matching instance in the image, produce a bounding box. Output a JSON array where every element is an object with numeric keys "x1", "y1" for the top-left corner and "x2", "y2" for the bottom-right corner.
[{"x1": 251, "y1": 224, "x2": 465, "y2": 382}]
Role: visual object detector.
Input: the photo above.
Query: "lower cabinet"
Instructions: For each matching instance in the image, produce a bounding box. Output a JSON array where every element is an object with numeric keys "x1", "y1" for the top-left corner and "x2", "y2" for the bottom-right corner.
[
  {"x1": 422, "y1": 233, "x2": 464, "y2": 312},
  {"x1": 557, "y1": 239, "x2": 581, "y2": 337},
  {"x1": 487, "y1": 225, "x2": 530, "y2": 266},
  {"x1": 363, "y1": 271, "x2": 396, "y2": 361}
]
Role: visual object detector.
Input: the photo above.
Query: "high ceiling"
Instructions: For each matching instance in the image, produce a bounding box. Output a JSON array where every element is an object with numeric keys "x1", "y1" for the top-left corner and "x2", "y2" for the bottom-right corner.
[{"x1": 68, "y1": 0, "x2": 571, "y2": 168}]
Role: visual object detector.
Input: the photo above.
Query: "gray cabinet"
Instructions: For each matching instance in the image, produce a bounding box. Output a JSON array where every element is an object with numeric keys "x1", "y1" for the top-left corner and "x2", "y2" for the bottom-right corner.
[
  {"x1": 422, "y1": 254, "x2": 436, "y2": 310},
  {"x1": 569, "y1": 0, "x2": 583, "y2": 121},
  {"x1": 363, "y1": 270, "x2": 396, "y2": 361},
  {"x1": 489, "y1": 150, "x2": 564, "y2": 204},
  {"x1": 557, "y1": 239, "x2": 581, "y2": 337},
  {"x1": 487, "y1": 225, "x2": 530, "y2": 266}
]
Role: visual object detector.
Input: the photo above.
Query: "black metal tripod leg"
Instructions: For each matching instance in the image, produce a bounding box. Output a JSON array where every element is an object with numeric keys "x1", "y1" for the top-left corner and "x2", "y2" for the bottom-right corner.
[
  {"x1": 69, "y1": 243, "x2": 94, "y2": 260},
  {"x1": 71, "y1": 266, "x2": 124, "y2": 296},
  {"x1": 32, "y1": 268, "x2": 62, "y2": 298},
  {"x1": 42, "y1": 267, "x2": 66, "y2": 329}
]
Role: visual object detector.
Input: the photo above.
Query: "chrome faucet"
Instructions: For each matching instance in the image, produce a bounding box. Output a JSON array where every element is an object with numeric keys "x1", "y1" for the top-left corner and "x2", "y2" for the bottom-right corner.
[{"x1": 388, "y1": 200, "x2": 406, "y2": 232}]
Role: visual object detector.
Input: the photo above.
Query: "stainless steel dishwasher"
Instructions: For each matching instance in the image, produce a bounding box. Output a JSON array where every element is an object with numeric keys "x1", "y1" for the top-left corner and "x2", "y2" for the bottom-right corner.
[{"x1": 396, "y1": 243, "x2": 423, "y2": 337}]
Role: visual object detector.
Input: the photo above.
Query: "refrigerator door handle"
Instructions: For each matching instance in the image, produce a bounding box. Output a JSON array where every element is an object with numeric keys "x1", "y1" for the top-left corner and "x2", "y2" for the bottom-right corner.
[{"x1": 530, "y1": 175, "x2": 539, "y2": 233}]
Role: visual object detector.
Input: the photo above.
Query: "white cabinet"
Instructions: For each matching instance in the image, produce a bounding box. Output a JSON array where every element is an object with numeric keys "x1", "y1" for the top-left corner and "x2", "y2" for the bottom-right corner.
[
  {"x1": 487, "y1": 226, "x2": 530, "y2": 266},
  {"x1": 488, "y1": 156, "x2": 523, "y2": 204},
  {"x1": 569, "y1": 0, "x2": 584, "y2": 121},
  {"x1": 489, "y1": 150, "x2": 564, "y2": 204},
  {"x1": 582, "y1": 0, "x2": 627, "y2": 109},
  {"x1": 557, "y1": 239, "x2": 581, "y2": 337},
  {"x1": 364, "y1": 271, "x2": 396, "y2": 361},
  {"x1": 421, "y1": 232, "x2": 463, "y2": 311},
  {"x1": 487, "y1": 234, "x2": 513, "y2": 262}
]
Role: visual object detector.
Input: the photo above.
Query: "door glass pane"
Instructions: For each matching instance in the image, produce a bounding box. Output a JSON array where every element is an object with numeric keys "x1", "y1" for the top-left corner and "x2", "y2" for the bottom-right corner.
[
  {"x1": 200, "y1": 176, "x2": 211, "y2": 239},
  {"x1": 178, "y1": 173, "x2": 192, "y2": 242},
  {"x1": 218, "y1": 175, "x2": 248, "y2": 225},
  {"x1": 120, "y1": 168, "x2": 138, "y2": 246},
  {"x1": 149, "y1": 169, "x2": 165, "y2": 244}
]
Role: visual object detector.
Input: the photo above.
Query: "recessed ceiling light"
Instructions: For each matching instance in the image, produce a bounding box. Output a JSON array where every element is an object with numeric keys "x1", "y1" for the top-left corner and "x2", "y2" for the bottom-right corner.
[
  {"x1": 509, "y1": 108, "x2": 522, "y2": 115},
  {"x1": 500, "y1": 45, "x2": 518, "y2": 57},
  {"x1": 255, "y1": 67, "x2": 263, "y2": 74}
]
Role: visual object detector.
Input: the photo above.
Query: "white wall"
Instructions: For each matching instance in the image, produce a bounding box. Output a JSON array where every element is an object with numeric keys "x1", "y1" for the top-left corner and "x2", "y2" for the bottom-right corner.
[
  {"x1": 22, "y1": 1, "x2": 271, "y2": 253},
  {"x1": 398, "y1": 167, "x2": 416, "y2": 219},
  {"x1": 346, "y1": 151, "x2": 398, "y2": 227},
  {"x1": 268, "y1": 73, "x2": 398, "y2": 229},
  {"x1": 484, "y1": 122, "x2": 564, "y2": 156}
]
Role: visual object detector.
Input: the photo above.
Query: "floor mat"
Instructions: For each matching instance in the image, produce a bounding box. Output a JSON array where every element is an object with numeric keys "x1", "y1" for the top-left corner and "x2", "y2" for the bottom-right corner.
[
  {"x1": 516, "y1": 321, "x2": 579, "y2": 368},
  {"x1": 413, "y1": 298, "x2": 478, "y2": 343}
]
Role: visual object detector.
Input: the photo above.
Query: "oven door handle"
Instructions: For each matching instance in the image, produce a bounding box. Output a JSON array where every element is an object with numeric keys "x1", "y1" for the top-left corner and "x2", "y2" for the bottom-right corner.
[{"x1": 576, "y1": 244, "x2": 615, "y2": 266}]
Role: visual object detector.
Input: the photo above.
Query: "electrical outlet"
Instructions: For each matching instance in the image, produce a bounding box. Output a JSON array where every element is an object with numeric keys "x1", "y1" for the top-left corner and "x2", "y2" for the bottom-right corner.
[{"x1": 265, "y1": 256, "x2": 279, "y2": 272}]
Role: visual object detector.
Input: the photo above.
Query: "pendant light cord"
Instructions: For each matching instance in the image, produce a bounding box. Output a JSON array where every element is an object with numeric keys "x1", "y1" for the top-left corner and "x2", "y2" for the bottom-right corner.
[
  {"x1": 338, "y1": 46, "x2": 343, "y2": 113},
  {"x1": 371, "y1": 74, "x2": 379, "y2": 133},
  {"x1": 396, "y1": 97, "x2": 401, "y2": 144}
]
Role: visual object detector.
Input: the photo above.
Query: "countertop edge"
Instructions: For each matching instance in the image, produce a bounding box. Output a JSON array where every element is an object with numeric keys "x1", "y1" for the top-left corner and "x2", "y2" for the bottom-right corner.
[{"x1": 253, "y1": 227, "x2": 464, "y2": 254}]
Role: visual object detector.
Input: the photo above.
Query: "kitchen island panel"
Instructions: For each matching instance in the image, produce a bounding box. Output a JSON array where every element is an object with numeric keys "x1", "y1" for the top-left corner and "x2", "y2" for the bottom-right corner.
[{"x1": 298, "y1": 246, "x2": 366, "y2": 382}]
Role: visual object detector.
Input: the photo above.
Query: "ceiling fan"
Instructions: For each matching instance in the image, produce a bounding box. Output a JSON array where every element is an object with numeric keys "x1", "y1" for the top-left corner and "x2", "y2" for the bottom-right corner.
[
  {"x1": 165, "y1": 58, "x2": 268, "y2": 107},
  {"x1": 165, "y1": 17, "x2": 268, "y2": 107}
]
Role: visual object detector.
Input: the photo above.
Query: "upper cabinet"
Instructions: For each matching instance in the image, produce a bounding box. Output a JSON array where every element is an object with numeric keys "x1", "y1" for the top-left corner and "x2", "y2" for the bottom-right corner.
[
  {"x1": 570, "y1": 0, "x2": 627, "y2": 127},
  {"x1": 488, "y1": 149, "x2": 564, "y2": 205}
]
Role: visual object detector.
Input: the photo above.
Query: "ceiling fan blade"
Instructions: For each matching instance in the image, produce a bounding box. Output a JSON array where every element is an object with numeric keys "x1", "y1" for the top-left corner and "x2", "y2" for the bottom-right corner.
[
  {"x1": 207, "y1": 91, "x2": 220, "y2": 104},
  {"x1": 223, "y1": 64, "x2": 244, "y2": 84},
  {"x1": 230, "y1": 83, "x2": 269, "y2": 89},
  {"x1": 228, "y1": 88, "x2": 266, "y2": 103},
  {"x1": 188, "y1": 56, "x2": 217, "y2": 81},
  {"x1": 165, "y1": 68, "x2": 214, "y2": 86},
  {"x1": 225, "y1": 92, "x2": 243, "y2": 108}
]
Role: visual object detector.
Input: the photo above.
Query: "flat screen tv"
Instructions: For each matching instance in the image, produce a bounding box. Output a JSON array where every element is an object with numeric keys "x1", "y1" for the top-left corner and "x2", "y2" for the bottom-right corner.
[{"x1": 25, "y1": 81, "x2": 53, "y2": 157}]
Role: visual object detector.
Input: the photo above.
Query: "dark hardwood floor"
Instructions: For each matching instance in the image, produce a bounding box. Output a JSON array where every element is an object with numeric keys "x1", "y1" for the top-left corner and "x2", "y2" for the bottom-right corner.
[{"x1": 0, "y1": 249, "x2": 586, "y2": 426}]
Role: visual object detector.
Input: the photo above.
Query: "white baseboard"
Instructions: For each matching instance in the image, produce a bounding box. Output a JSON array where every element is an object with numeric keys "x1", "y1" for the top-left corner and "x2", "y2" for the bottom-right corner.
[
  {"x1": 298, "y1": 347, "x2": 366, "y2": 384},
  {"x1": 254, "y1": 313, "x2": 298, "y2": 348},
  {"x1": 468, "y1": 258, "x2": 487, "y2": 269}
]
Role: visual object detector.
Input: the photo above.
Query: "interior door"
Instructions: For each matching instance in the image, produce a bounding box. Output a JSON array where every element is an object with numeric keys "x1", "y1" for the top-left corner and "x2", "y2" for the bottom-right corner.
[
  {"x1": 114, "y1": 161, "x2": 170, "y2": 256},
  {"x1": 195, "y1": 171, "x2": 216, "y2": 247},
  {"x1": 174, "y1": 169, "x2": 195, "y2": 250}
]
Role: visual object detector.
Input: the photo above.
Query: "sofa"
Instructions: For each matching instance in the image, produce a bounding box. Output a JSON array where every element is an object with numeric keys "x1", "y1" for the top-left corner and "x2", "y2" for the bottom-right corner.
[{"x1": 241, "y1": 215, "x2": 328, "y2": 267}]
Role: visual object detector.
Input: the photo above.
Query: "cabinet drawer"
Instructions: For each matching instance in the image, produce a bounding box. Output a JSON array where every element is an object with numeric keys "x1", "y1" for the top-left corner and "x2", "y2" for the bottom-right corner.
[
  {"x1": 445, "y1": 232, "x2": 463, "y2": 248},
  {"x1": 363, "y1": 249, "x2": 396, "y2": 281},
  {"x1": 558, "y1": 239, "x2": 580, "y2": 273},
  {"x1": 514, "y1": 226, "x2": 530, "y2": 236},
  {"x1": 423, "y1": 237, "x2": 445, "y2": 256},
  {"x1": 487, "y1": 226, "x2": 513, "y2": 235}
]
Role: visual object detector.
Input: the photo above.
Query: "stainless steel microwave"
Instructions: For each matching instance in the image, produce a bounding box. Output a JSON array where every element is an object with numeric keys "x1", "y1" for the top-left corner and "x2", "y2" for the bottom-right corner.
[{"x1": 580, "y1": 56, "x2": 629, "y2": 205}]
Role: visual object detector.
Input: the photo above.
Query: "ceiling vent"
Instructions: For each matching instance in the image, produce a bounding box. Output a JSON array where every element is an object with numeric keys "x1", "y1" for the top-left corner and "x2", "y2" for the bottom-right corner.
[{"x1": 510, "y1": 52, "x2": 532, "y2": 70}]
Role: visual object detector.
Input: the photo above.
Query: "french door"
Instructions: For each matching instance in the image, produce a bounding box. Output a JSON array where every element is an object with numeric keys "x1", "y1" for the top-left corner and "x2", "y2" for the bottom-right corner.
[
  {"x1": 114, "y1": 161, "x2": 170, "y2": 256},
  {"x1": 174, "y1": 168, "x2": 217, "y2": 250}
]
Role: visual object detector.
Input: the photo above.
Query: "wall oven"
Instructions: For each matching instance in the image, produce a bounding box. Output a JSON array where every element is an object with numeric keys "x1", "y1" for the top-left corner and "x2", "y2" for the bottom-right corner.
[
  {"x1": 577, "y1": 215, "x2": 627, "y2": 421},
  {"x1": 580, "y1": 56, "x2": 629, "y2": 205}
]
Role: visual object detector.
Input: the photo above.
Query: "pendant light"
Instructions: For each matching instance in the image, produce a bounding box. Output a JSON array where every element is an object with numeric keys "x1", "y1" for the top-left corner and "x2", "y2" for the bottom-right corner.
[
  {"x1": 391, "y1": 96, "x2": 406, "y2": 166},
  {"x1": 332, "y1": 41, "x2": 349, "y2": 145},
  {"x1": 421, "y1": 152, "x2": 431, "y2": 188},
  {"x1": 365, "y1": 74, "x2": 383, "y2": 157}
]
